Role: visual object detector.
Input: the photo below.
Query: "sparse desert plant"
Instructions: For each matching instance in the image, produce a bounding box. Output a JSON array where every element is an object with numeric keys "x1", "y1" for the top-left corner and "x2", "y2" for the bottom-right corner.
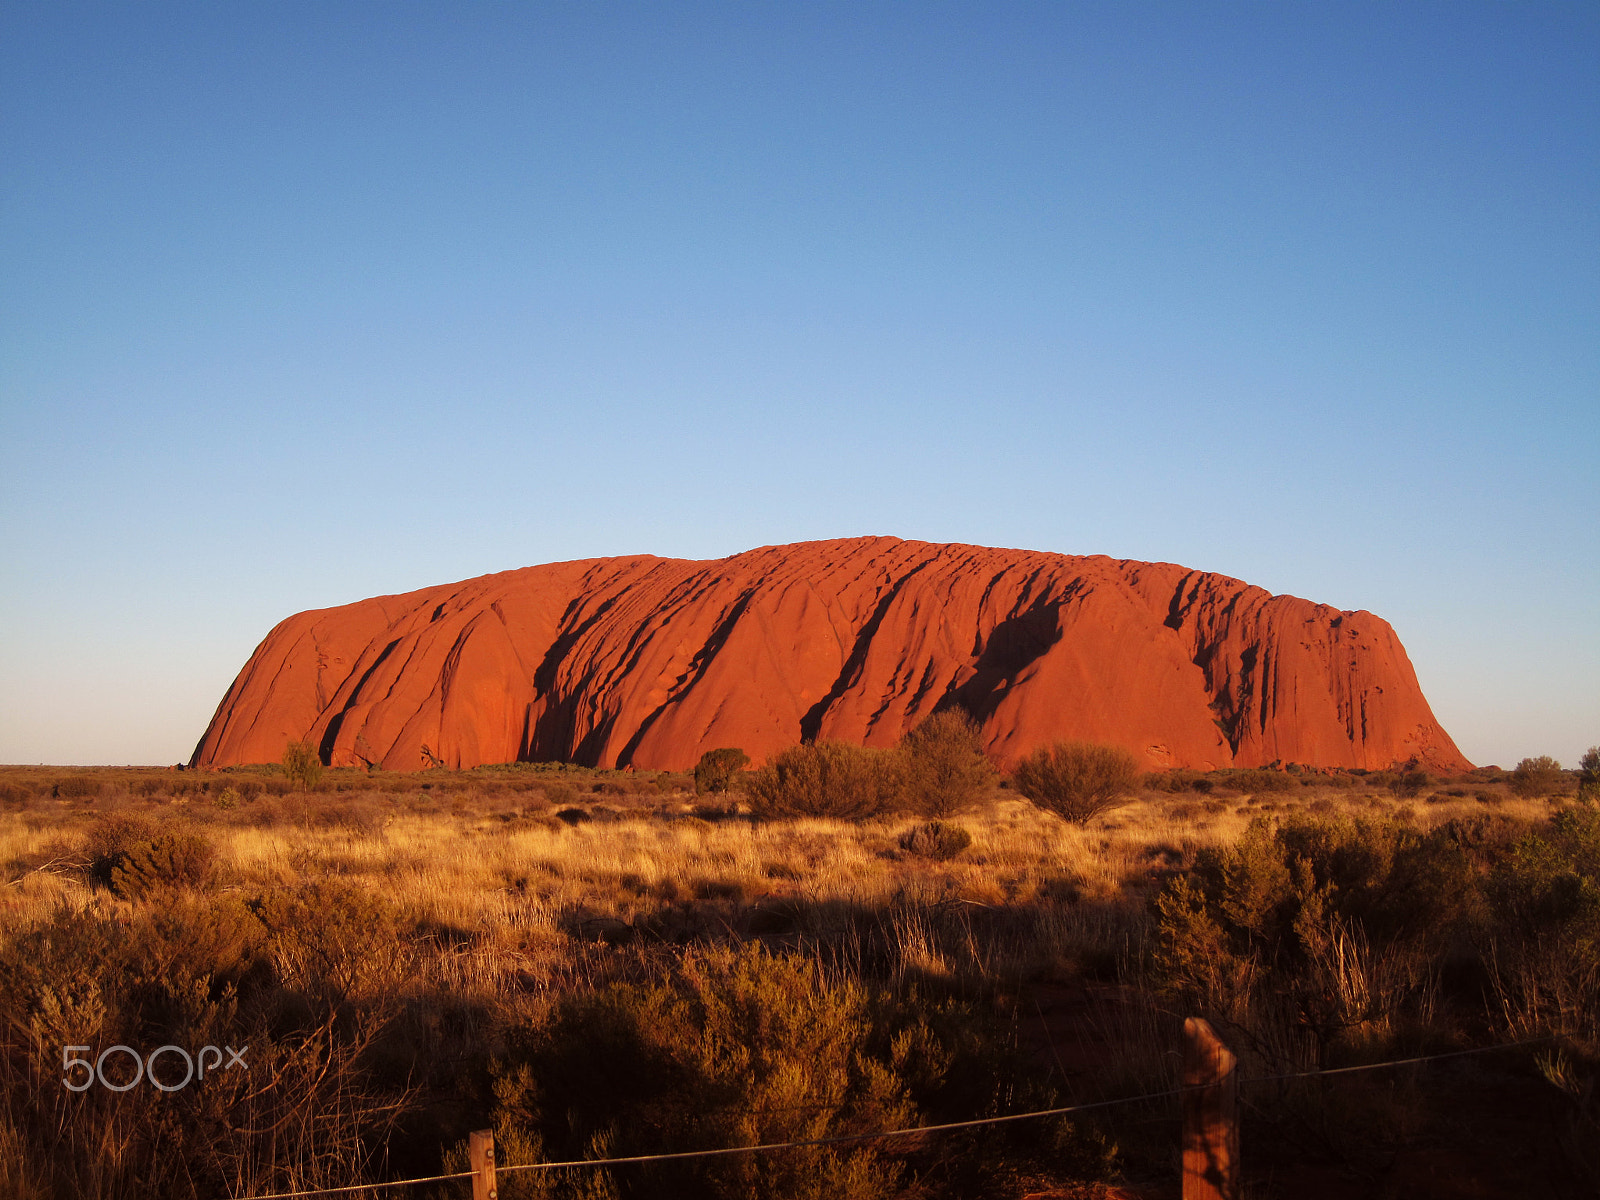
[
  {"x1": 1388, "y1": 766, "x2": 1431, "y2": 798},
  {"x1": 898, "y1": 820, "x2": 973, "y2": 861},
  {"x1": 282, "y1": 739, "x2": 324, "y2": 792},
  {"x1": 53, "y1": 775, "x2": 101, "y2": 800},
  {"x1": 1011, "y1": 742, "x2": 1141, "y2": 825},
  {"x1": 492, "y1": 943, "x2": 914, "y2": 1200},
  {"x1": 1230, "y1": 768, "x2": 1298, "y2": 795},
  {"x1": 1153, "y1": 814, "x2": 1474, "y2": 1065},
  {"x1": 109, "y1": 831, "x2": 217, "y2": 898},
  {"x1": 896, "y1": 709, "x2": 994, "y2": 816},
  {"x1": 1577, "y1": 746, "x2": 1600, "y2": 803},
  {"x1": 745, "y1": 741, "x2": 902, "y2": 819},
  {"x1": 1511, "y1": 755, "x2": 1565, "y2": 798},
  {"x1": 1485, "y1": 804, "x2": 1600, "y2": 1039},
  {"x1": 693, "y1": 747, "x2": 750, "y2": 795}
]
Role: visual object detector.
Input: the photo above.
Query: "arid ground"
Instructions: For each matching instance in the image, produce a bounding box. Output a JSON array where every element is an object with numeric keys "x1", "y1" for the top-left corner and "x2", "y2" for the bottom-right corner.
[{"x1": 1, "y1": 757, "x2": 1595, "y2": 1199}]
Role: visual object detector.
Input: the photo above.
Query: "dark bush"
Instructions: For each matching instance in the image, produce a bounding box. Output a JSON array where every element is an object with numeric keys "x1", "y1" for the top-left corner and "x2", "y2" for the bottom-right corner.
[
  {"x1": 486, "y1": 945, "x2": 911, "y2": 1200},
  {"x1": 1511, "y1": 755, "x2": 1566, "y2": 798},
  {"x1": 896, "y1": 710, "x2": 993, "y2": 817},
  {"x1": 899, "y1": 820, "x2": 974, "y2": 861},
  {"x1": 281, "y1": 739, "x2": 324, "y2": 792},
  {"x1": 53, "y1": 775, "x2": 102, "y2": 800},
  {"x1": 85, "y1": 812, "x2": 160, "y2": 886},
  {"x1": 1230, "y1": 769, "x2": 1296, "y2": 795},
  {"x1": 746, "y1": 741, "x2": 902, "y2": 820},
  {"x1": 1153, "y1": 814, "x2": 1485, "y2": 1064},
  {"x1": 1010, "y1": 742, "x2": 1140, "y2": 825},
  {"x1": 108, "y1": 831, "x2": 216, "y2": 898},
  {"x1": 693, "y1": 747, "x2": 750, "y2": 795},
  {"x1": 1388, "y1": 768, "x2": 1431, "y2": 798},
  {"x1": 1485, "y1": 806, "x2": 1600, "y2": 1038}
]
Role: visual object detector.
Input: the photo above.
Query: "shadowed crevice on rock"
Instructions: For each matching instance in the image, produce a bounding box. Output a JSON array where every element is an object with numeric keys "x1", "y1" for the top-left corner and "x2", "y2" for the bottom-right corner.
[
  {"x1": 614, "y1": 589, "x2": 758, "y2": 767},
  {"x1": 799, "y1": 560, "x2": 934, "y2": 743},
  {"x1": 319, "y1": 638, "x2": 402, "y2": 765},
  {"x1": 941, "y1": 596, "x2": 1067, "y2": 725}
]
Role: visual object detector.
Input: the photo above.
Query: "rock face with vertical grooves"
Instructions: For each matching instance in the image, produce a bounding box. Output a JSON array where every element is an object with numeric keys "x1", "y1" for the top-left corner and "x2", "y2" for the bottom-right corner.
[{"x1": 190, "y1": 537, "x2": 1470, "y2": 773}]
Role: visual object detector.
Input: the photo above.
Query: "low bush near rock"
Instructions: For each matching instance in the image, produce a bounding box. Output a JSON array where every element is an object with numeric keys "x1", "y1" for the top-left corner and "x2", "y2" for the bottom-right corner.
[
  {"x1": 108, "y1": 831, "x2": 216, "y2": 898},
  {"x1": 899, "y1": 820, "x2": 973, "y2": 861},
  {"x1": 746, "y1": 741, "x2": 903, "y2": 819},
  {"x1": 1011, "y1": 742, "x2": 1140, "y2": 825}
]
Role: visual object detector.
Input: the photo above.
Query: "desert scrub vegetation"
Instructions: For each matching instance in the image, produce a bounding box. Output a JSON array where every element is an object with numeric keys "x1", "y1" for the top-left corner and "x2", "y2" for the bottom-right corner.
[
  {"x1": 0, "y1": 756, "x2": 1594, "y2": 1197},
  {"x1": 1011, "y1": 741, "x2": 1142, "y2": 825},
  {"x1": 743, "y1": 710, "x2": 995, "y2": 821}
]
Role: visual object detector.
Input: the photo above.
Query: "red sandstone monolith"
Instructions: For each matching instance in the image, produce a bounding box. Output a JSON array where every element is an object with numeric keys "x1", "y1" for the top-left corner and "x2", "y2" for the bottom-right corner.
[{"x1": 191, "y1": 537, "x2": 1471, "y2": 773}]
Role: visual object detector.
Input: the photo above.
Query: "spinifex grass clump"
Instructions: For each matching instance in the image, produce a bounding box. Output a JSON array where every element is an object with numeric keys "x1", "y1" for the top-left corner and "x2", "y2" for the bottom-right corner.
[{"x1": 898, "y1": 821, "x2": 973, "y2": 861}]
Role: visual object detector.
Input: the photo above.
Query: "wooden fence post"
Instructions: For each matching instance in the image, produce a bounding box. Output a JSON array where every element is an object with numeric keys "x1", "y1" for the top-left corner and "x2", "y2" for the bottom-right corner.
[
  {"x1": 1182, "y1": 1017, "x2": 1238, "y2": 1200},
  {"x1": 469, "y1": 1128, "x2": 498, "y2": 1200}
]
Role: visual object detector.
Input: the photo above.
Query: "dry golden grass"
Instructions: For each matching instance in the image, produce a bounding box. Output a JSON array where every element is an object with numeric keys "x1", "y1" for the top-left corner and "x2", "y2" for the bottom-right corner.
[
  {"x1": 0, "y1": 771, "x2": 1555, "y2": 994},
  {"x1": 0, "y1": 761, "x2": 1588, "y2": 1199}
]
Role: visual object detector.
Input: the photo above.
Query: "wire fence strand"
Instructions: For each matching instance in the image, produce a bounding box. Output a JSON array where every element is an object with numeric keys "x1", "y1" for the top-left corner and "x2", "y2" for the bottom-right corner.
[{"x1": 239, "y1": 1035, "x2": 1552, "y2": 1199}]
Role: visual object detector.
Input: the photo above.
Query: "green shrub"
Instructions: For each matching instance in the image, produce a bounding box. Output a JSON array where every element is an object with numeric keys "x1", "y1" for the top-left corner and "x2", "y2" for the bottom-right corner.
[
  {"x1": 746, "y1": 741, "x2": 902, "y2": 820},
  {"x1": 1153, "y1": 815, "x2": 1479, "y2": 1064},
  {"x1": 1146, "y1": 769, "x2": 1211, "y2": 794},
  {"x1": 1485, "y1": 806, "x2": 1600, "y2": 1038},
  {"x1": 1488, "y1": 806, "x2": 1600, "y2": 936},
  {"x1": 282, "y1": 739, "x2": 324, "y2": 792},
  {"x1": 898, "y1": 821, "x2": 973, "y2": 861},
  {"x1": 1511, "y1": 755, "x2": 1565, "y2": 798},
  {"x1": 53, "y1": 775, "x2": 101, "y2": 800},
  {"x1": 1388, "y1": 768, "x2": 1431, "y2": 798},
  {"x1": 896, "y1": 710, "x2": 994, "y2": 817},
  {"x1": 1580, "y1": 746, "x2": 1600, "y2": 804},
  {"x1": 1010, "y1": 742, "x2": 1140, "y2": 825},
  {"x1": 108, "y1": 831, "x2": 216, "y2": 898},
  {"x1": 492, "y1": 945, "x2": 913, "y2": 1200},
  {"x1": 694, "y1": 747, "x2": 750, "y2": 795},
  {"x1": 1231, "y1": 768, "x2": 1297, "y2": 794}
]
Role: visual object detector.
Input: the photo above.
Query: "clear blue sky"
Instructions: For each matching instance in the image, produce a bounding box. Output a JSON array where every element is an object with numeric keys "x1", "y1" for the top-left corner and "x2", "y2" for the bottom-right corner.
[{"x1": 2, "y1": 2, "x2": 1595, "y2": 768}]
